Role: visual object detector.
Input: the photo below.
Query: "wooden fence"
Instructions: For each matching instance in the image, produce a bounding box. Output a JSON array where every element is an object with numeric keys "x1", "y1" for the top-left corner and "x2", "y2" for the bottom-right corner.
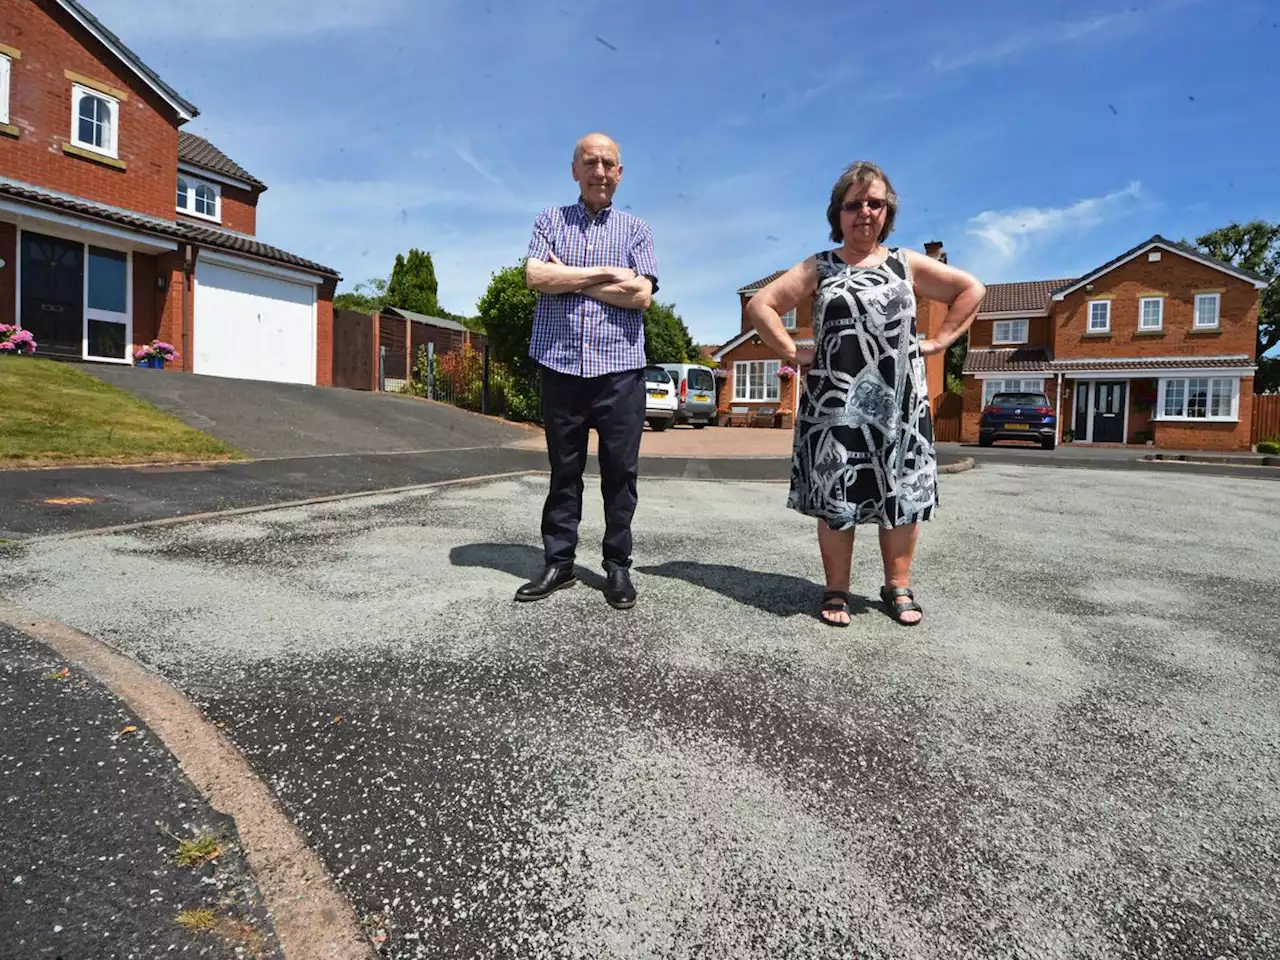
[
  {"x1": 933, "y1": 392, "x2": 962, "y2": 443},
  {"x1": 1253, "y1": 394, "x2": 1280, "y2": 444}
]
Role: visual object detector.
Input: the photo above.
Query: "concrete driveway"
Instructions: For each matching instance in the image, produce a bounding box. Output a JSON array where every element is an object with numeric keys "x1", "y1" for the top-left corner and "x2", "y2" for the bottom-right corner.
[
  {"x1": 2, "y1": 466, "x2": 1277, "y2": 958},
  {"x1": 80, "y1": 364, "x2": 537, "y2": 459}
]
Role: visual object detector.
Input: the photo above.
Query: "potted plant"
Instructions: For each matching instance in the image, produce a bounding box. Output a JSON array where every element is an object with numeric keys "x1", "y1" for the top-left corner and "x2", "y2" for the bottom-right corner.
[
  {"x1": 0, "y1": 324, "x2": 37, "y2": 355},
  {"x1": 777, "y1": 364, "x2": 796, "y2": 381},
  {"x1": 134, "y1": 340, "x2": 179, "y2": 369}
]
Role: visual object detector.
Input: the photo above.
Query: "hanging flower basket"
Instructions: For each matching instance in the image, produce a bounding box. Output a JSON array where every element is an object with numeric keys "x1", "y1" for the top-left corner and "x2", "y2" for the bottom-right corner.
[
  {"x1": 0, "y1": 324, "x2": 37, "y2": 355},
  {"x1": 777, "y1": 364, "x2": 797, "y2": 380},
  {"x1": 134, "y1": 340, "x2": 179, "y2": 369}
]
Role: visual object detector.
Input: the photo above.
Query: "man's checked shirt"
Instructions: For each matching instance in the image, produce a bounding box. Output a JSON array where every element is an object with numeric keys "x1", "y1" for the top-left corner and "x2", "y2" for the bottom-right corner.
[{"x1": 526, "y1": 199, "x2": 659, "y2": 378}]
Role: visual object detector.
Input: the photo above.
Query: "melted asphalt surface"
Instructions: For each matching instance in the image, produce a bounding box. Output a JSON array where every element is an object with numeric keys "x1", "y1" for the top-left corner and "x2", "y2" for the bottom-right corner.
[
  {"x1": 0, "y1": 622, "x2": 282, "y2": 960},
  {"x1": 2, "y1": 468, "x2": 1278, "y2": 958}
]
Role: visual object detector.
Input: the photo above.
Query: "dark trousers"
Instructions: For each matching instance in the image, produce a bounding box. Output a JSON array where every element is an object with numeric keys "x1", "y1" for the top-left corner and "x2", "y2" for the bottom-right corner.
[{"x1": 540, "y1": 365, "x2": 645, "y2": 572}]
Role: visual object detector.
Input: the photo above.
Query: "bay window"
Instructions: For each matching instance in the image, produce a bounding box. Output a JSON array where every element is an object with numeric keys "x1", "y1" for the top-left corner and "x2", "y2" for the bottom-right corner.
[
  {"x1": 733, "y1": 359, "x2": 781, "y2": 402},
  {"x1": 1158, "y1": 376, "x2": 1237, "y2": 421}
]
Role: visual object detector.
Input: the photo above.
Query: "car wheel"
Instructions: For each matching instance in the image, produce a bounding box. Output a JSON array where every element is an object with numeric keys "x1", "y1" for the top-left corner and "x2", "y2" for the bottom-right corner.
[
  {"x1": 693, "y1": 423, "x2": 706, "y2": 430},
  {"x1": 1041, "y1": 439, "x2": 1056, "y2": 451},
  {"x1": 649, "y1": 418, "x2": 670, "y2": 432},
  {"x1": 978, "y1": 436, "x2": 993, "y2": 447}
]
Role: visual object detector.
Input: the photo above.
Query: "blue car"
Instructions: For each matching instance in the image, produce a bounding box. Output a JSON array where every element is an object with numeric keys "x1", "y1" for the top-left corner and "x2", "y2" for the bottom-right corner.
[{"x1": 979, "y1": 391, "x2": 1057, "y2": 450}]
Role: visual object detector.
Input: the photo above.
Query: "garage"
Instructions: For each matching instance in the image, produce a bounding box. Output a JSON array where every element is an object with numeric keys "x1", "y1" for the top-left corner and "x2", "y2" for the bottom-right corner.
[{"x1": 193, "y1": 256, "x2": 318, "y2": 385}]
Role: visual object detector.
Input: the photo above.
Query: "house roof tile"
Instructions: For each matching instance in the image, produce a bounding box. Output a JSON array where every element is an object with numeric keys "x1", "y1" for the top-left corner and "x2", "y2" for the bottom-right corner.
[
  {"x1": 0, "y1": 177, "x2": 338, "y2": 278},
  {"x1": 178, "y1": 133, "x2": 266, "y2": 189},
  {"x1": 978, "y1": 279, "x2": 1076, "y2": 315},
  {"x1": 963, "y1": 348, "x2": 1054, "y2": 374},
  {"x1": 736, "y1": 270, "x2": 786, "y2": 294},
  {"x1": 965, "y1": 348, "x2": 1255, "y2": 376}
]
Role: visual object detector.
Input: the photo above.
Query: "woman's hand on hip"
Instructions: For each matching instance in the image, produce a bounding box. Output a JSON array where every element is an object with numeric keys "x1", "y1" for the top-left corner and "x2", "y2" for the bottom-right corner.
[
  {"x1": 793, "y1": 344, "x2": 815, "y2": 367},
  {"x1": 918, "y1": 338, "x2": 946, "y2": 356}
]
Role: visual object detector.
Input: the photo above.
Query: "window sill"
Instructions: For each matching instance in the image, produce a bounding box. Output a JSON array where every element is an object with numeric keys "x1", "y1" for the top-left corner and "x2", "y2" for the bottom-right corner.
[
  {"x1": 1135, "y1": 330, "x2": 1165, "y2": 337},
  {"x1": 63, "y1": 142, "x2": 126, "y2": 170},
  {"x1": 1083, "y1": 332, "x2": 1112, "y2": 338},
  {"x1": 992, "y1": 341, "x2": 1030, "y2": 348},
  {"x1": 1188, "y1": 327, "x2": 1222, "y2": 335},
  {"x1": 1154, "y1": 416, "x2": 1239, "y2": 424},
  {"x1": 177, "y1": 210, "x2": 223, "y2": 226},
  {"x1": 0, "y1": 122, "x2": 18, "y2": 140}
]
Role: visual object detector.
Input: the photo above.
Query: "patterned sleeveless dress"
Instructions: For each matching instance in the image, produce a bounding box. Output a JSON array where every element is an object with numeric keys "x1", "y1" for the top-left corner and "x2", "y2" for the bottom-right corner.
[{"x1": 787, "y1": 248, "x2": 938, "y2": 531}]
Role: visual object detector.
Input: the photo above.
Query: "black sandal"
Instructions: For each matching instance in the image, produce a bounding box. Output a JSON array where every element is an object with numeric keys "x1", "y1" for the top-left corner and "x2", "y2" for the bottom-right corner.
[
  {"x1": 880, "y1": 586, "x2": 923, "y2": 626},
  {"x1": 819, "y1": 590, "x2": 854, "y2": 627}
]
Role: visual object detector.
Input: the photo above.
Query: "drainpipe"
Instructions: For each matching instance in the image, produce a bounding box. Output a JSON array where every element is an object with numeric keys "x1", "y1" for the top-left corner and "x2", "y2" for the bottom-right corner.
[
  {"x1": 1055, "y1": 372, "x2": 1064, "y2": 445},
  {"x1": 182, "y1": 244, "x2": 195, "y2": 370}
]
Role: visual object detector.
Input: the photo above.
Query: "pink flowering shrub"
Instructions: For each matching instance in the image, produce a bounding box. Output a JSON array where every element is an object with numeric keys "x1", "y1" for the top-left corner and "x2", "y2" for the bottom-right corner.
[{"x1": 0, "y1": 324, "x2": 37, "y2": 354}]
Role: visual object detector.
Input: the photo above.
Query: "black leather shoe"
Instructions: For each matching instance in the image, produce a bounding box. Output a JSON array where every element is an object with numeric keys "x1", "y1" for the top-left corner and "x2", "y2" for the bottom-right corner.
[
  {"x1": 604, "y1": 567, "x2": 637, "y2": 610},
  {"x1": 514, "y1": 565, "x2": 577, "y2": 602}
]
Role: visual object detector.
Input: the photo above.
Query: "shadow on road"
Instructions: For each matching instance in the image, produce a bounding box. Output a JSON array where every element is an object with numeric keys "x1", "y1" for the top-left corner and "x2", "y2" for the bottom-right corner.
[
  {"x1": 635, "y1": 560, "x2": 863, "y2": 619},
  {"x1": 449, "y1": 542, "x2": 608, "y2": 590}
]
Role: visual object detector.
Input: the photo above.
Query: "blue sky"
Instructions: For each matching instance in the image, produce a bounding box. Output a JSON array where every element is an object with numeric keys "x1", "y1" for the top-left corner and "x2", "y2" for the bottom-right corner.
[{"x1": 94, "y1": 0, "x2": 1280, "y2": 346}]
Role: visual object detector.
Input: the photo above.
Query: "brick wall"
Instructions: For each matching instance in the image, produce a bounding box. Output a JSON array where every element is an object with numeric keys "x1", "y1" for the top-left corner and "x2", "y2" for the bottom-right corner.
[
  {"x1": 0, "y1": 221, "x2": 15, "y2": 324},
  {"x1": 0, "y1": 1, "x2": 182, "y2": 220},
  {"x1": 315, "y1": 278, "x2": 335, "y2": 387},
  {"x1": 1053, "y1": 252, "x2": 1259, "y2": 359},
  {"x1": 154, "y1": 250, "x2": 189, "y2": 370}
]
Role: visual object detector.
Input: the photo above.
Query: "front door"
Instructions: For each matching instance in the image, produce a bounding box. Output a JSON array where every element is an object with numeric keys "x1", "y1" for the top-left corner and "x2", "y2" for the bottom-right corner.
[
  {"x1": 20, "y1": 232, "x2": 84, "y2": 358},
  {"x1": 1091, "y1": 381, "x2": 1127, "y2": 443}
]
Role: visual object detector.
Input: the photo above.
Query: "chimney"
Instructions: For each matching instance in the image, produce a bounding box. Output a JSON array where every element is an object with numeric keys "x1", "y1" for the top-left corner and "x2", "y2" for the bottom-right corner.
[{"x1": 924, "y1": 240, "x2": 947, "y2": 262}]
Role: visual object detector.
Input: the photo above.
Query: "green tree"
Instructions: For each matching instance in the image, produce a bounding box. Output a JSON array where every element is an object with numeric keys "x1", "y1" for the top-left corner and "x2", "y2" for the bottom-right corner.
[
  {"x1": 477, "y1": 262, "x2": 538, "y2": 376},
  {"x1": 1193, "y1": 220, "x2": 1280, "y2": 392},
  {"x1": 944, "y1": 336, "x2": 968, "y2": 395},
  {"x1": 386, "y1": 248, "x2": 441, "y2": 316},
  {"x1": 643, "y1": 301, "x2": 694, "y2": 364},
  {"x1": 333, "y1": 277, "x2": 387, "y2": 313}
]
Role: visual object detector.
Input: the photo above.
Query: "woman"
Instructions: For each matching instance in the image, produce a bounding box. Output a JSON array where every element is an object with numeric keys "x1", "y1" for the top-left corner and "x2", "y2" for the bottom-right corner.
[{"x1": 746, "y1": 161, "x2": 984, "y2": 627}]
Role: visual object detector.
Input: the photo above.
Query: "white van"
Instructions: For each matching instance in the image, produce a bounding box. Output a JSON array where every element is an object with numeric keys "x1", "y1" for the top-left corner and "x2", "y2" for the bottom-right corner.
[{"x1": 656, "y1": 363, "x2": 718, "y2": 428}]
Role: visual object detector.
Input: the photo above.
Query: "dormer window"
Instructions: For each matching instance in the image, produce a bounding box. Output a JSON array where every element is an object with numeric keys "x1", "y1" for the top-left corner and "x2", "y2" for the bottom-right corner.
[
  {"x1": 71, "y1": 84, "x2": 118, "y2": 158},
  {"x1": 176, "y1": 175, "x2": 221, "y2": 222}
]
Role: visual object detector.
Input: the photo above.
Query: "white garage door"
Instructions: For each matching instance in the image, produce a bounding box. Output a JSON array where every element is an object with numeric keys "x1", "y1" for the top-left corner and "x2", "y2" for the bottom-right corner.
[{"x1": 194, "y1": 260, "x2": 317, "y2": 385}]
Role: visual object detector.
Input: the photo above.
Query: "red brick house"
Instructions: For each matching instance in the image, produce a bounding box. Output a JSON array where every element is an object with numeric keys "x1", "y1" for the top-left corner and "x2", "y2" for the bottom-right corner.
[
  {"x1": 0, "y1": 0, "x2": 339, "y2": 385},
  {"x1": 713, "y1": 242, "x2": 950, "y2": 426},
  {"x1": 962, "y1": 235, "x2": 1265, "y2": 450}
]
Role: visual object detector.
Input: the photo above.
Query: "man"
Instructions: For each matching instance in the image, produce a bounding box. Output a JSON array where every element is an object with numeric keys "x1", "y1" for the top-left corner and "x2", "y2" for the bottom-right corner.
[{"x1": 516, "y1": 132, "x2": 658, "y2": 610}]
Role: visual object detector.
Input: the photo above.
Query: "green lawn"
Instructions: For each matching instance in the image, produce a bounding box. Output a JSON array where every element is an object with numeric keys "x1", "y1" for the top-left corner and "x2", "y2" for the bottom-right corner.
[{"x1": 0, "y1": 356, "x2": 240, "y2": 466}]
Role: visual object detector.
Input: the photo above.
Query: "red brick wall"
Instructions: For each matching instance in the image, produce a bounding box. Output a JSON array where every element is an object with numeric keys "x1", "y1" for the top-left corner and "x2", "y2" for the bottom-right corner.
[
  {"x1": 315, "y1": 278, "x2": 335, "y2": 387},
  {"x1": 154, "y1": 251, "x2": 190, "y2": 370},
  {"x1": 1152, "y1": 419, "x2": 1251, "y2": 451},
  {"x1": 0, "y1": 1, "x2": 181, "y2": 220},
  {"x1": 0, "y1": 222, "x2": 15, "y2": 324},
  {"x1": 969, "y1": 315, "x2": 1051, "y2": 349},
  {"x1": 1053, "y1": 252, "x2": 1259, "y2": 359}
]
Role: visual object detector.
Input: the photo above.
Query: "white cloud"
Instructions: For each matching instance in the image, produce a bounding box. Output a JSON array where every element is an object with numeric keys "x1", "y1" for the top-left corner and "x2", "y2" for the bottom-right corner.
[
  {"x1": 962, "y1": 181, "x2": 1144, "y2": 279},
  {"x1": 85, "y1": 0, "x2": 413, "y2": 39}
]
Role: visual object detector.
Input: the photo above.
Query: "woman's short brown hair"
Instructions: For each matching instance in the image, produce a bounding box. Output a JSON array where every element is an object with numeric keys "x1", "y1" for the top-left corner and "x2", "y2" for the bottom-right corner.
[{"x1": 827, "y1": 161, "x2": 898, "y2": 243}]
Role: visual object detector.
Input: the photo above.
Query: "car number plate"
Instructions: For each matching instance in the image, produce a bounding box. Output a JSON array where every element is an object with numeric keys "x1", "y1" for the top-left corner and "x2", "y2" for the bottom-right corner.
[
  {"x1": 1006, "y1": 423, "x2": 1029, "y2": 430},
  {"x1": 694, "y1": 394, "x2": 709, "y2": 401},
  {"x1": 647, "y1": 390, "x2": 665, "y2": 398}
]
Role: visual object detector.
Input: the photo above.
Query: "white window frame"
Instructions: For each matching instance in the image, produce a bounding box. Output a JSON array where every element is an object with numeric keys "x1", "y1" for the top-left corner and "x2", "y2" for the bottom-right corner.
[
  {"x1": 733, "y1": 359, "x2": 781, "y2": 402},
  {"x1": 71, "y1": 83, "x2": 119, "y2": 158},
  {"x1": 780, "y1": 308, "x2": 796, "y2": 330},
  {"x1": 0, "y1": 54, "x2": 11, "y2": 126},
  {"x1": 84, "y1": 244, "x2": 132, "y2": 362},
  {"x1": 982, "y1": 378, "x2": 1045, "y2": 406},
  {"x1": 1156, "y1": 376, "x2": 1239, "y2": 422},
  {"x1": 1138, "y1": 296, "x2": 1164, "y2": 331},
  {"x1": 176, "y1": 174, "x2": 222, "y2": 223},
  {"x1": 1194, "y1": 293, "x2": 1221, "y2": 330},
  {"x1": 1087, "y1": 299, "x2": 1111, "y2": 333},
  {"x1": 992, "y1": 318, "x2": 1029, "y2": 345}
]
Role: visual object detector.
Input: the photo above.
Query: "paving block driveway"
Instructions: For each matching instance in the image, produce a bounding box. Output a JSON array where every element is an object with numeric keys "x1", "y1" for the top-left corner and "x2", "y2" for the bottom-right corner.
[{"x1": 2, "y1": 465, "x2": 1278, "y2": 959}]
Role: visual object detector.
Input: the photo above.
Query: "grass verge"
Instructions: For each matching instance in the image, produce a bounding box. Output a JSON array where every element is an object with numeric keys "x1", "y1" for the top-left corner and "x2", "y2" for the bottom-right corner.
[{"x1": 0, "y1": 356, "x2": 239, "y2": 466}]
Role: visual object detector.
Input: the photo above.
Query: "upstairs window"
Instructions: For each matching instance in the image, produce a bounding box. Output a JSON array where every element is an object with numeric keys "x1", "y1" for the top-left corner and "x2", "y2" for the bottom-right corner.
[
  {"x1": 1194, "y1": 293, "x2": 1221, "y2": 329},
  {"x1": 176, "y1": 176, "x2": 221, "y2": 222},
  {"x1": 1087, "y1": 300, "x2": 1111, "y2": 333},
  {"x1": 71, "y1": 84, "x2": 118, "y2": 158},
  {"x1": 993, "y1": 319, "x2": 1029, "y2": 344},
  {"x1": 780, "y1": 308, "x2": 796, "y2": 330},
  {"x1": 0, "y1": 54, "x2": 11, "y2": 126}
]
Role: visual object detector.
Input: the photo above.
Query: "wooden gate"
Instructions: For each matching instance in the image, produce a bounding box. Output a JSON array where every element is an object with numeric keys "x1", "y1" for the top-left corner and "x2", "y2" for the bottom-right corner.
[
  {"x1": 1253, "y1": 394, "x2": 1280, "y2": 444},
  {"x1": 933, "y1": 392, "x2": 962, "y2": 442},
  {"x1": 332, "y1": 308, "x2": 375, "y2": 390}
]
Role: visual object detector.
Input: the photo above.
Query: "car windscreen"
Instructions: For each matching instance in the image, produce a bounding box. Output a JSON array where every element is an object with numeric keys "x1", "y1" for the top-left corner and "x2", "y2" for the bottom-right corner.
[
  {"x1": 687, "y1": 368, "x2": 715, "y2": 392},
  {"x1": 645, "y1": 367, "x2": 671, "y2": 383},
  {"x1": 991, "y1": 393, "x2": 1048, "y2": 407}
]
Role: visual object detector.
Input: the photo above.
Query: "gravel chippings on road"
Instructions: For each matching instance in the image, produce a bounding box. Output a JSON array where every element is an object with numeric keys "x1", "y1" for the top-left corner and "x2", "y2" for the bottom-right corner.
[
  {"x1": 0, "y1": 623, "x2": 282, "y2": 960},
  {"x1": 1, "y1": 466, "x2": 1278, "y2": 958}
]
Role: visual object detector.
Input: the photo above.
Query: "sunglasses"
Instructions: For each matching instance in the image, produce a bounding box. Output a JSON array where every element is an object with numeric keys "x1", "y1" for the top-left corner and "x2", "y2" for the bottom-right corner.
[{"x1": 841, "y1": 199, "x2": 886, "y2": 213}]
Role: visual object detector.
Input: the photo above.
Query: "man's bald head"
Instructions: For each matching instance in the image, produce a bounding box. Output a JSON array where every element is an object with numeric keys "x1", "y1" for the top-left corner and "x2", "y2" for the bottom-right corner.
[{"x1": 572, "y1": 132, "x2": 624, "y2": 214}]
